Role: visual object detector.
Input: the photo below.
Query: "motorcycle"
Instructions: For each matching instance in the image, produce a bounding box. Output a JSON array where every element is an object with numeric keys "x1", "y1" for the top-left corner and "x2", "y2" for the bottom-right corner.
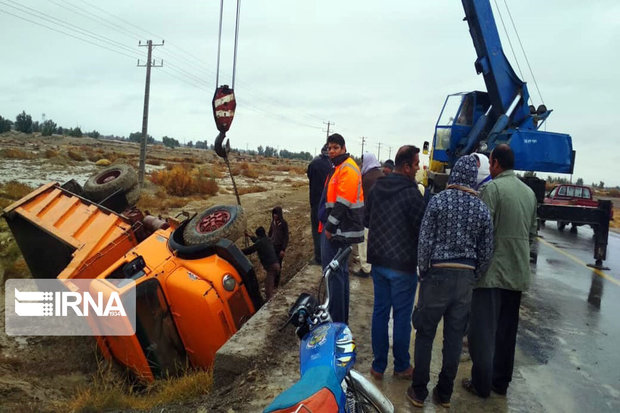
[{"x1": 264, "y1": 246, "x2": 394, "y2": 413}]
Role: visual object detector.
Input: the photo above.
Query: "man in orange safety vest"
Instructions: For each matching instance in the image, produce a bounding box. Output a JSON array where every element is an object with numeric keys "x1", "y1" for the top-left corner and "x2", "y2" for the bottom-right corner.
[{"x1": 318, "y1": 133, "x2": 364, "y2": 323}]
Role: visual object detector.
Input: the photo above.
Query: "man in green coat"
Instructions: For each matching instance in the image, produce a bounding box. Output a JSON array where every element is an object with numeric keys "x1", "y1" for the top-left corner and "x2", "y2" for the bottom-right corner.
[{"x1": 463, "y1": 144, "x2": 537, "y2": 398}]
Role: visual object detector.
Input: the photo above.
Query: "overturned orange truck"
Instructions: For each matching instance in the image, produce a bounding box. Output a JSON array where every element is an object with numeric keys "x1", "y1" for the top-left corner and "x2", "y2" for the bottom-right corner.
[{"x1": 3, "y1": 168, "x2": 263, "y2": 382}]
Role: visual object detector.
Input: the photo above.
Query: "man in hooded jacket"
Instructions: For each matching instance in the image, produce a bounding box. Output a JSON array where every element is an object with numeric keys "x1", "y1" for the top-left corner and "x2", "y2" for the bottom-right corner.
[
  {"x1": 365, "y1": 145, "x2": 425, "y2": 381},
  {"x1": 407, "y1": 154, "x2": 493, "y2": 408}
]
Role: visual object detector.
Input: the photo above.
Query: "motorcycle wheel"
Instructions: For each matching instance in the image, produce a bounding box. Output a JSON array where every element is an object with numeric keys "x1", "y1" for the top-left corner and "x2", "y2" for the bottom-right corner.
[{"x1": 345, "y1": 370, "x2": 394, "y2": 413}]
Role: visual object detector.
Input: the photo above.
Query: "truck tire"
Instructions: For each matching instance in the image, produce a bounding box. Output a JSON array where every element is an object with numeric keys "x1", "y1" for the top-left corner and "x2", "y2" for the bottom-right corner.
[
  {"x1": 183, "y1": 205, "x2": 246, "y2": 246},
  {"x1": 83, "y1": 164, "x2": 138, "y2": 202},
  {"x1": 557, "y1": 221, "x2": 566, "y2": 231}
]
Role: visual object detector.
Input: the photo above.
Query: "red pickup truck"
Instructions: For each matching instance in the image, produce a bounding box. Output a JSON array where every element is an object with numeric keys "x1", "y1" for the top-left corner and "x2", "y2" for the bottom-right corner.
[{"x1": 543, "y1": 184, "x2": 606, "y2": 231}]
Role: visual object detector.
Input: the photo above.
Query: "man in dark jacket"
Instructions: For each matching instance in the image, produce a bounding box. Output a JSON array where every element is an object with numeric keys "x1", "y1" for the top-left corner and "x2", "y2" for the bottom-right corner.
[
  {"x1": 268, "y1": 206, "x2": 289, "y2": 287},
  {"x1": 365, "y1": 145, "x2": 425, "y2": 381},
  {"x1": 407, "y1": 154, "x2": 493, "y2": 408},
  {"x1": 307, "y1": 144, "x2": 332, "y2": 264},
  {"x1": 243, "y1": 227, "x2": 280, "y2": 300}
]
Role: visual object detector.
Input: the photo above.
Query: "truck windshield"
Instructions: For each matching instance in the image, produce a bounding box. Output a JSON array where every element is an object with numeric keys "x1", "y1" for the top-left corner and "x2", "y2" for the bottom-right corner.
[{"x1": 438, "y1": 95, "x2": 464, "y2": 126}]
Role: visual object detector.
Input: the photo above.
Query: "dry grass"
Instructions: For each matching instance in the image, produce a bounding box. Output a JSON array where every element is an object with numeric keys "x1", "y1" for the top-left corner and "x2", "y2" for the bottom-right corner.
[
  {"x1": 0, "y1": 180, "x2": 35, "y2": 201},
  {"x1": 3, "y1": 257, "x2": 30, "y2": 279},
  {"x1": 62, "y1": 358, "x2": 213, "y2": 412},
  {"x1": 44, "y1": 149, "x2": 59, "y2": 158},
  {"x1": 149, "y1": 165, "x2": 219, "y2": 197},
  {"x1": 608, "y1": 188, "x2": 620, "y2": 198},
  {"x1": 237, "y1": 185, "x2": 268, "y2": 195},
  {"x1": 67, "y1": 149, "x2": 85, "y2": 161},
  {"x1": 0, "y1": 148, "x2": 36, "y2": 159}
]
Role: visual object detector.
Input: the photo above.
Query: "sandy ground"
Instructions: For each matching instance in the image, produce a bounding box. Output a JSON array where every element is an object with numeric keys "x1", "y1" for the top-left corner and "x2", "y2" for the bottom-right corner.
[{"x1": 0, "y1": 132, "x2": 315, "y2": 411}]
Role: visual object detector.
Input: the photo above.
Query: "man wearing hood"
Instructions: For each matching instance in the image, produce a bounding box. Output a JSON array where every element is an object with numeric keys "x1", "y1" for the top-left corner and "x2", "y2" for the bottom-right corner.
[
  {"x1": 319, "y1": 133, "x2": 364, "y2": 324},
  {"x1": 351, "y1": 152, "x2": 384, "y2": 277},
  {"x1": 364, "y1": 145, "x2": 425, "y2": 381},
  {"x1": 268, "y1": 206, "x2": 289, "y2": 287},
  {"x1": 407, "y1": 155, "x2": 493, "y2": 409},
  {"x1": 307, "y1": 144, "x2": 332, "y2": 264}
]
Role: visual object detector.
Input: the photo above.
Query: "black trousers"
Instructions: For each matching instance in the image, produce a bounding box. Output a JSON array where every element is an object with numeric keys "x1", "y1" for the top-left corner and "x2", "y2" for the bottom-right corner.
[
  {"x1": 411, "y1": 268, "x2": 474, "y2": 401},
  {"x1": 468, "y1": 287, "x2": 522, "y2": 397},
  {"x1": 310, "y1": 205, "x2": 321, "y2": 264}
]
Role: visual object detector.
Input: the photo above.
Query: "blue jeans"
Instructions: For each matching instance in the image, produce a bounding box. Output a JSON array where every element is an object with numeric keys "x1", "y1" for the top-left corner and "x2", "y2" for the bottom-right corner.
[
  {"x1": 371, "y1": 265, "x2": 417, "y2": 374},
  {"x1": 320, "y1": 231, "x2": 349, "y2": 324}
]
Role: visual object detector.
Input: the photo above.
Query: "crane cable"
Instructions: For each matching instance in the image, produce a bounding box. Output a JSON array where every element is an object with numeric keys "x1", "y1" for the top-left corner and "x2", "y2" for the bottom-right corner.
[
  {"x1": 502, "y1": 0, "x2": 545, "y2": 106},
  {"x1": 213, "y1": 0, "x2": 242, "y2": 207}
]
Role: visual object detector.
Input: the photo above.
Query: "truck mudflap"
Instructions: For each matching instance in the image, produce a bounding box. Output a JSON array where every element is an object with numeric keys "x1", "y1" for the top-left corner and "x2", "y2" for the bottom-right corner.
[{"x1": 168, "y1": 220, "x2": 264, "y2": 311}]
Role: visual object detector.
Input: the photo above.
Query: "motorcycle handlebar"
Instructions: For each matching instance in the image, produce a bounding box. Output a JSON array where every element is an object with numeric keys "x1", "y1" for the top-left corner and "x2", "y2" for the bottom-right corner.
[{"x1": 330, "y1": 246, "x2": 353, "y2": 271}]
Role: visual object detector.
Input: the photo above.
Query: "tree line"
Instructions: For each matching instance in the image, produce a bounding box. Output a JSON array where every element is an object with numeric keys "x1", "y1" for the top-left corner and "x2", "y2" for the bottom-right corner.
[{"x1": 0, "y1": 110, "x2": 315, "y2": 161}]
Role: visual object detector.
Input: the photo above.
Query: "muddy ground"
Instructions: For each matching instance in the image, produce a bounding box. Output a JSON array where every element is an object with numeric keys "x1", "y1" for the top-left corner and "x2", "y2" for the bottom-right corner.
[{"x1": 0, "y1": 132, "x2": 316, "y2": 412}]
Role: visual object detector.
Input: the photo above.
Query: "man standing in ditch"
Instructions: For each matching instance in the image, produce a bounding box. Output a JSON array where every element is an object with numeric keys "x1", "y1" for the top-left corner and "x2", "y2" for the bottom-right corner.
[
  {"x1": 463, "y1": 144, "x2": 537, "y2": 398},
  {"x1": 365, "y1": 145, "x2": 425, "y2": 381},
  {"x1": 319, "y1": 133, "x2": 364, "y2": 324}
]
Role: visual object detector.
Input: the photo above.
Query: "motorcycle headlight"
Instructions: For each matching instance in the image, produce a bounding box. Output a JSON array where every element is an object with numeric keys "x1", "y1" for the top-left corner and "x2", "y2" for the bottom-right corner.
[{"x1": 222, "y1": 274, "x2": 236, "y2": 291}]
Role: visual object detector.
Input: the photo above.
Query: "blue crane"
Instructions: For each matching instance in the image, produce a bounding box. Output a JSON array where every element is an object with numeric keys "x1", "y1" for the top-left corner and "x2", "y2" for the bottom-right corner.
[{"x1": 427, "y1": 0, "x2": 574, "y2": 189}]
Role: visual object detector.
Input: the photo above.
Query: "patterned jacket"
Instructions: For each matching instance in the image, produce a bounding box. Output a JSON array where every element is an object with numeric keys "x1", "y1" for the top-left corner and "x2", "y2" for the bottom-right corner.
[
  {"x1": 417, "y1": 155, "x2": 493, "y2": 279},
  {"x1": 365, "y1": 173, "x2": 425, "y2": 272}
]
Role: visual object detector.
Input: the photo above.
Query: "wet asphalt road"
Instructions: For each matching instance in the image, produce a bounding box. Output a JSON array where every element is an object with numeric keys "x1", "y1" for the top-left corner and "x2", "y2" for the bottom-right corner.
[{"x1": 517, "y1": 224, "x2": 620, "y2": 412}]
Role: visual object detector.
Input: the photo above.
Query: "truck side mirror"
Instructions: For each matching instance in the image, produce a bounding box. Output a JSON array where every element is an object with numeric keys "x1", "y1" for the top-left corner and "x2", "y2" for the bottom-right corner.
[{"x1": 422, "y1": 141, "x2": 429, "y2": 155}]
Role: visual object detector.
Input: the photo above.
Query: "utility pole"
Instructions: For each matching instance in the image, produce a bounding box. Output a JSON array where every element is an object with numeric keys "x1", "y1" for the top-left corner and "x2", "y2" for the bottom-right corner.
[
  {"x1": 387, "y1": 146, "x2": 392, "y2": 160},
  {"x1": 137, "y1": 39, "x2": 164, "y2": 187},
  {"x1": 323, "y1": 121, "x2": 334, "y2": 140},
  {"x1": 360, "y1": 136, "x2": 367, "y2": 157},
  {"x1": 377, "y1": 142, "x2": 382, "y2": 161}
]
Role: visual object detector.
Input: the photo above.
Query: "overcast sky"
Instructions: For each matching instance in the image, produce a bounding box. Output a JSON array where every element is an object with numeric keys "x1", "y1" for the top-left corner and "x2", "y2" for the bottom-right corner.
[{"x1": 1, "y1": 0, "x2": 619, "y2": 186}]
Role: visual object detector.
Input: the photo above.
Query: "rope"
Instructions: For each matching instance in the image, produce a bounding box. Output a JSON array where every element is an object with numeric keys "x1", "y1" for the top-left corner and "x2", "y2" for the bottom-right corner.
[
  {"x1": 503, "y1": 0, "x2": 545, "y2": 105},
  {"x1": 215, "y1": 0, "x2": 224, "y2": 87}
]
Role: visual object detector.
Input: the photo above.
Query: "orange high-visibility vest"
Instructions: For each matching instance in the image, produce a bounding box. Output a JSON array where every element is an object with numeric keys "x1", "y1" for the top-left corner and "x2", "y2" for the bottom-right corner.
[{"x1": 319, "y1": 156, "x2": 364, "y2": 244}]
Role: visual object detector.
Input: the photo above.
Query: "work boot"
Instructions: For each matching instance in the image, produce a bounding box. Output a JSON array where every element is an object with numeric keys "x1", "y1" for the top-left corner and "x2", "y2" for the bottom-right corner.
[{"x1": 406, "y1": 386, "x2": 425, "y2": 408}]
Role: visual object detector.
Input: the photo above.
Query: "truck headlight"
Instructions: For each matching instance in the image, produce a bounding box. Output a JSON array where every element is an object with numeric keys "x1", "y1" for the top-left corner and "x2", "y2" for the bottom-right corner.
[{"x1": 222, "y1": 274, "x2": 236, "y2": 291}]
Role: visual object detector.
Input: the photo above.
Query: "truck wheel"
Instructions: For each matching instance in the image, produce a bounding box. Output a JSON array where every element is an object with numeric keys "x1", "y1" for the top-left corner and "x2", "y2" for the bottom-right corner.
[
  {"x1": 83, "y1": 164, "x2": 138, "y2": 202},
  {"x1": 183, "y1": 205, "x2": 246, "y2": 246},
  {"x1": 557, "y1": 221, "x2": 566, "y2": 232}
]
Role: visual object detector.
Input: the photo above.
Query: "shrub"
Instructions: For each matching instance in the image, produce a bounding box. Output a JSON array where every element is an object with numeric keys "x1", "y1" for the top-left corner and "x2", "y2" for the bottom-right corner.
[
  {"x1": 44, "y1": 149, "x2": 59, "y2": 158},
  {"x1": 0, "y1": 148, "x2": 35, "y2": 159},
  {"x1": 237, "y1": 185, "x2": 267, "y2": 195},
  {"x1": 149, "y1": 165, "x2": 218, "y2": 196},
  {"x1": 0, "y1": 180, "x2": 35, "y2": 200},
  {"x1": 608, "y1": 189, "x2": 620, "y2": 198},
  {"x1": 67, "y1": 149, "x2": 85, "y2": 161}
]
